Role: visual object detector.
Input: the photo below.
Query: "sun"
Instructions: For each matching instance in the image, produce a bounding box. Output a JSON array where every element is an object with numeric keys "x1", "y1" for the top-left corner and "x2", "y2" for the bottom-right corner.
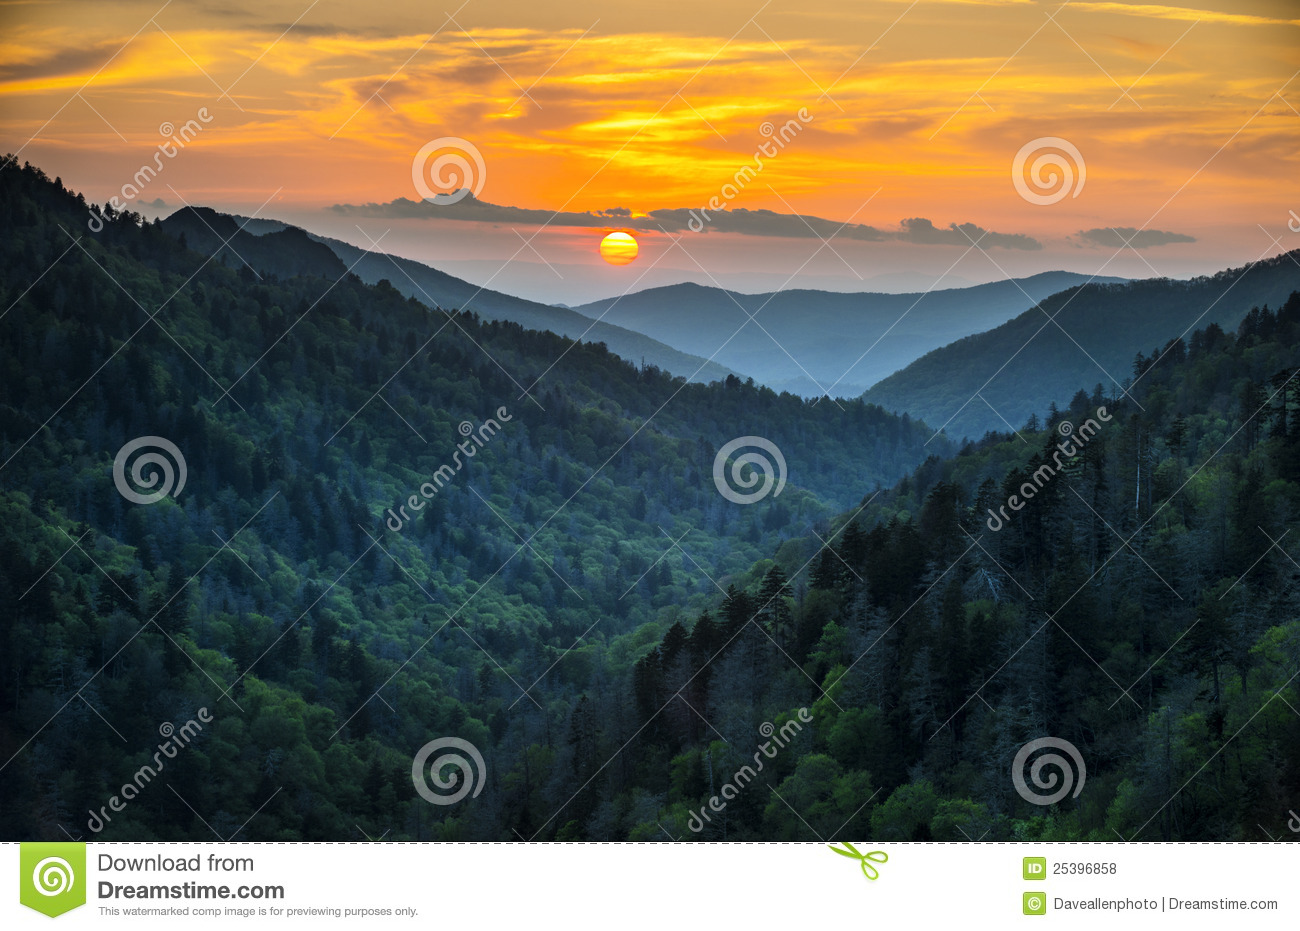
[{"x1": 599, "y1": 231, "x2": 638, "y2": 266}]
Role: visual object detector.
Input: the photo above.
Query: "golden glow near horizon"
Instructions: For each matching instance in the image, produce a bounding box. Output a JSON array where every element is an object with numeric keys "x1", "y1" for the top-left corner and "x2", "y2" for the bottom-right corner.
[
  {"x1": 0, "y1": 0, "x2": 1296, "y2": 270},
  {"x1": 599, "y1": 231, "x2": 639, "y2": 265}
]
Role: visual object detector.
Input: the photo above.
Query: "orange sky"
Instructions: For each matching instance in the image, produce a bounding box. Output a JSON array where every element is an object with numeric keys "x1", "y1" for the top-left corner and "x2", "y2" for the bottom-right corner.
[{"x1": 1, "y1": 0, "x2": 1297, "y2": 299}]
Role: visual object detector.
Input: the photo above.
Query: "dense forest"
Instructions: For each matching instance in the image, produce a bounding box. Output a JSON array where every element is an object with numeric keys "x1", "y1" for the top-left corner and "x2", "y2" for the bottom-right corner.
[
  {"x1": 1, "y1": 158, "x2": 1296, "y2": 841},
  {"x1": 635, "y1": 299, "x2": 1300, "y2": 841},
  {"x1": 0, "y1": 158, "x2": 942, "y2": 841}
]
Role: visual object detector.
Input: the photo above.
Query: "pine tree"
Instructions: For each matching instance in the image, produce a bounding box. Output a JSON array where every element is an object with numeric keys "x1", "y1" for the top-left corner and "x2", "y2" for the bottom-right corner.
[{"x1": 758, "y1": 566, "x2": 793, "y2": 648}]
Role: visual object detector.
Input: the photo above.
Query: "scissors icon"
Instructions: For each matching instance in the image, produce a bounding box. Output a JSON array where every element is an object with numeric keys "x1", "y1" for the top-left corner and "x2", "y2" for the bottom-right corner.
[{"x1": 828, "y1": 842, "x2": 889, "y2": 880}]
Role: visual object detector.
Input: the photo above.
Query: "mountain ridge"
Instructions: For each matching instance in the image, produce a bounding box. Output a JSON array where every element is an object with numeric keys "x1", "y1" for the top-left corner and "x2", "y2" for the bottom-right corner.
[
  {"x1": 862, "y1": 251, "x2": 1300, "y2": 440},
  {"x1": 570, "y1": 271, "x2": 1128, "y2": 397},
  {"x1": 158, "y1": 206, "x2": 744, "y2": 389}
]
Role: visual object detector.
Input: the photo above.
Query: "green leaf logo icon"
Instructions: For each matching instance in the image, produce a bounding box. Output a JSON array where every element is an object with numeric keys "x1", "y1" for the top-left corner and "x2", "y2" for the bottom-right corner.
[{"x1": 19, "y1": 843, "x2": 86, "y2": 917}]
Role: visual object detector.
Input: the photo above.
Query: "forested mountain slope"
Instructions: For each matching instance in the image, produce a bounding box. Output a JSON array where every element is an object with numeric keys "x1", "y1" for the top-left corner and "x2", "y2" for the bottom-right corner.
[
  {"x1": 0, "y1": 160, "x2": 949, "y2": 841},
  {"x1": 864, "y1": 256, "x2": 1300, "y2": 441},
  {"x1": 157, "y1": 206, "x2": 739, "y2": 387},
  {"x1": 618, "y1": 296, "x2": 1300, "y2": 841}
]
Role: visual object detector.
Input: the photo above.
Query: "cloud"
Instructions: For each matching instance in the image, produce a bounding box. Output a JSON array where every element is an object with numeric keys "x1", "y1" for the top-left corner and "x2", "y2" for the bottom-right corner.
[
  {"x1": 897, "y1": 217, "x2": 1042, "y2": 250},
  {"x1": 0, "y1": 41, "x2": 122, "y2": 84},
  {"x1": 327, "y1": 194, "x2": 641, "y2": 230},
  {"x1": 1075, "y1": 227, "x2": 1197, "y2": 249},
  {"x1": 328, "y1": 195, "x2": 1043, "y2": 249},
  {"x1": 1066, "y1": 2, "x2": 1300, "y2": 27},
  {"x1": 651, "y1": 206, "x2": 895, "y2": 240}
]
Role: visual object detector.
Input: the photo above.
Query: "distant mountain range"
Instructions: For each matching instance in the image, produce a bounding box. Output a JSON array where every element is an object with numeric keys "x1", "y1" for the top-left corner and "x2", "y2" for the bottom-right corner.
[
  {"x1": 863, "y1": 250, "x2": 1300, "y2": 440},
  {"x1": 569, "y1": 273, "x2": 1125, "y2": 397},
  {"x1": 423, "y1": 258, "x2": 980, "y2": 304},
  {"x1": 158, "y1": 208, "x2": 1128, "y2": 401},
  {"x1": 158, "y1": 209, "x2": 1300, "y2": 447},
  {"x1": 158, "y1": 208, "x2": 739, "y2": 385}
]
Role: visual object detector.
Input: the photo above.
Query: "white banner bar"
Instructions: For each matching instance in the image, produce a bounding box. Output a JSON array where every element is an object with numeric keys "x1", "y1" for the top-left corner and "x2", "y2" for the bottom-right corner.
[{"x1": 4, "y1": 842, "x2": 1297, "y2": 928}]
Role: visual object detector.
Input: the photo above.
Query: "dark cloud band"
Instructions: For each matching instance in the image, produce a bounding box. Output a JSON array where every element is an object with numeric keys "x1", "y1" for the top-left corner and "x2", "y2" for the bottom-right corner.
[
  {"x1": 1075, "y1": 227, "x2": 1196, "y2": 249},
  {"x1": 328, "y1": 195, "x2": 1043, "y2": 249}
]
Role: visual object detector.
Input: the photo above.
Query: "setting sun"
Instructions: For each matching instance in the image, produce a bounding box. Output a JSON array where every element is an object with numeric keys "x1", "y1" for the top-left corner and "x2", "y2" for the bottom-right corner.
[{"x1": 599, "y1": 231, "x2": 639, "y2": 266}]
